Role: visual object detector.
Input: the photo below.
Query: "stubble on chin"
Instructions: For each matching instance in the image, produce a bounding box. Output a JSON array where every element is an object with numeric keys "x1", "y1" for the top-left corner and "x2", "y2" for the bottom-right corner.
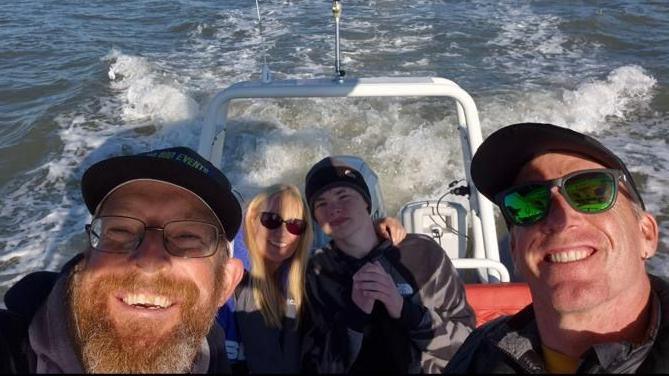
[{"x1": 66, "y1": 264, "x2": 223, "y2": 373}]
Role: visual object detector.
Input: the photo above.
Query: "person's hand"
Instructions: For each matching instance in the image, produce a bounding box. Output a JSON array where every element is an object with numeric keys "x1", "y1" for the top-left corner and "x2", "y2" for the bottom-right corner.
[
  {"x1": 374, "y1": 217, "x2": 406, "y2": 246},
  {"x1": 352, "y1": 261, "x2": 403, "y2": 318},
  {"x1": 351, "y1": 276, "x2": 375, "y2": 314}
]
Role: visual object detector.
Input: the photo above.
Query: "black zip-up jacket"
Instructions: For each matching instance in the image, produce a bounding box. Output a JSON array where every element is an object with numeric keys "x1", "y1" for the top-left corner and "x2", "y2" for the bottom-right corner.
[
  {"x1": 302, "y1": 234, "x2": 475, "y2": 373},
  {"x1": 445, "y1": 274, "x2": 669, "y2": 373},
  {"x1": 0, "y1": 254, "x2": 233, "y2": 374}
]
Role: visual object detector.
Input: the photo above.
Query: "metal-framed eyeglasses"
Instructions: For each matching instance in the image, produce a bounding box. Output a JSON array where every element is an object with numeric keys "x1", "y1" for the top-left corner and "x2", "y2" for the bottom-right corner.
[{"x1": 85, "y1": 215, "x2": 225, "y2": 258}]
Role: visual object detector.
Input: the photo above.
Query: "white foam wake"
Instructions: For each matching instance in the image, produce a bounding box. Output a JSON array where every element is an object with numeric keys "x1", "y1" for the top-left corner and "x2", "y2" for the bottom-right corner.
[
  {"x1": 105, "y1": 49, "x2": 199, "y2": 125},
  {"x1": 479, "y1": 65, "x2": 657, "y2": 134}
]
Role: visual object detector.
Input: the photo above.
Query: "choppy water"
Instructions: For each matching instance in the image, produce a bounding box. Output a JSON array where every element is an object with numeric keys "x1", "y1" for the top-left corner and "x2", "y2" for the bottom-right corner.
[{"x1": 1, "y1": 0, "x2": 668, "y2": 299}]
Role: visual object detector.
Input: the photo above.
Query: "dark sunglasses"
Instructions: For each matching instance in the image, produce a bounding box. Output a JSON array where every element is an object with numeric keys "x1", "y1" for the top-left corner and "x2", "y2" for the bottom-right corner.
[
  {"x1": 495, "y1": 168, "x2": 638, "y2": 226},
  {"x1": 260, "y1": 212, "x2": 306, "y2": 235}
]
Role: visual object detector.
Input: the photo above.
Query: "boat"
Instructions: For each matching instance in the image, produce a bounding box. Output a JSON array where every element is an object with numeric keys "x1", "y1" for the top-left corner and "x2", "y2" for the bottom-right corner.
[{"x1": 207, "y1": 1, "x2": 532, "y2": 327}]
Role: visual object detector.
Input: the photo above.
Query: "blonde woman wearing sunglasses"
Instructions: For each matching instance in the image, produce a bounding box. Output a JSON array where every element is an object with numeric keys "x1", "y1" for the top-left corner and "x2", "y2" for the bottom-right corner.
[{"x1": 223, "y1": 184, "x2": 406, "y2": 373}]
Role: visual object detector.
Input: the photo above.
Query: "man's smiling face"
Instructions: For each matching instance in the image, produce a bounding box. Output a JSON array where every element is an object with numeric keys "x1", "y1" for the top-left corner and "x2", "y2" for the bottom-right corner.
[
  {"x1": 68, "y1": 180, "x2": 239, "y2": 373},
  {"x1": 510, "y1": 152, "x2": 658, "y2": 316}
]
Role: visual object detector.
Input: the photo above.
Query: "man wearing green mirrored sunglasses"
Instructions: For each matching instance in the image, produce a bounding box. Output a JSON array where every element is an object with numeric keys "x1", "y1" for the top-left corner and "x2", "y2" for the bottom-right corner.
[{"x1": 445, "y1": 123, "x2": 667, "y2": 374}]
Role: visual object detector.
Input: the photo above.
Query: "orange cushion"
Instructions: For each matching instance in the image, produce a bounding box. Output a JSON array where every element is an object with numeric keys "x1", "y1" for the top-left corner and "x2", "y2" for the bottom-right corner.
[{"x1": 465, "y1": 283, "x2": 532, "y2": 327}]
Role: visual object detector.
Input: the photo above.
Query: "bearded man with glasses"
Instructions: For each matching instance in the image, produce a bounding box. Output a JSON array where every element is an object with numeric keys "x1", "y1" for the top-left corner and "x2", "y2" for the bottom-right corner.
[
  {"x1": 445, "y1": 123, "x2": 668, "y2": 374},
  {"x1": 0, "y1": 147, "x2": 244, "y2": 373}
]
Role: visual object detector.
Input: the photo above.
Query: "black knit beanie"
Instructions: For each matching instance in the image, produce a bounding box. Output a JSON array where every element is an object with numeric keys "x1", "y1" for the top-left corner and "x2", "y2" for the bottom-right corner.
[{"x1": 304, "y1": 156, "x2": 372, "y2": 217}]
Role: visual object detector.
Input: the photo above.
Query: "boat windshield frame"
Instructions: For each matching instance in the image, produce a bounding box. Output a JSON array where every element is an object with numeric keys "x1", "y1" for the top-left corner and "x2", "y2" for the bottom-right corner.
[{"x1": 198, "y1": 76, "x2": 508, "y2": 283}]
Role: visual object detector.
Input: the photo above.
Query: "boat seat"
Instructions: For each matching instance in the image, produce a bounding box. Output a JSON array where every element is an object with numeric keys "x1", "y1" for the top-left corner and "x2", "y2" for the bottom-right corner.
[
  {"x1": 398, "y1": 197, "x2": 516, "y2": 283},
  {"x1": 464, "y1": 282, "x2": 532, "y2": 327}
]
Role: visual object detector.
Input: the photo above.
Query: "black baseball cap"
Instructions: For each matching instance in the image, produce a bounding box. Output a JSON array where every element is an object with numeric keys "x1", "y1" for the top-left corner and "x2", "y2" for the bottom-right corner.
[
  {"x1": 81, "y1": 147, "x2": 242, "y2": 241},
  {"x1": 305, "y1": 156, "x2": 372, "y2": 217},
  {"x1": 471, "y1": 122, "x2": 645, "y2": 210}
]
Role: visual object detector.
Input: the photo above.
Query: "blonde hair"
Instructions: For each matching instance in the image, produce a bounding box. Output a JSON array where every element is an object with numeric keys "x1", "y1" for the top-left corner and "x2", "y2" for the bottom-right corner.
[{"x1": 243, "y1": 184, "x2": 313, "y2": 328}]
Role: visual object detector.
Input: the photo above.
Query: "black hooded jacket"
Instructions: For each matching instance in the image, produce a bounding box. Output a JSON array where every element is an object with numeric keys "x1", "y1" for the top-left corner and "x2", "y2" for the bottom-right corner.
[
  {"x1": 302, "y1": 234, "x2": 475, "y2": 373},
  {"x1": 445, "y1": 274, "x2": 669, "y2": 374}
]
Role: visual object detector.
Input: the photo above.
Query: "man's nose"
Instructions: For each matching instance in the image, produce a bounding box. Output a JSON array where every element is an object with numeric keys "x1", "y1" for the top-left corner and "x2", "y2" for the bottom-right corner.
[
  {"x1": 541, "y1": 187, "x2": 583, "y2": 231},
  {"x1": 327, "y1": 201, "x2": 343, "y2": 217},
  {"x1": 130, "y1": 229, "x2": 171, "y2": 273}
]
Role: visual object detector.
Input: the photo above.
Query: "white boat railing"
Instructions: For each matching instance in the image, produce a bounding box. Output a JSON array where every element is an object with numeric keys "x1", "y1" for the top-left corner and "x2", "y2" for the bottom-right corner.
[{"x1": 198, "y1": 76, "x2": 506, "y2": 282}]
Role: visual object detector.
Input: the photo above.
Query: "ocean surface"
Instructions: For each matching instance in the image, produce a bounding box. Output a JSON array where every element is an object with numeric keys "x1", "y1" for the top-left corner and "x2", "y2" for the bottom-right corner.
[{"x1": 1, "y1": 0, "x2": 668, "y2": 299}]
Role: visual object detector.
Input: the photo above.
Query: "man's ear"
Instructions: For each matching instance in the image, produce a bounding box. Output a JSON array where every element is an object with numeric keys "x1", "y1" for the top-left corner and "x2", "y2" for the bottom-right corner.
[
  {"x1": 638, "y1": 212, "x2": 659, "y2": 260},
  {"x1": 218, "y1": 258, "x2": 244, "y2": 306}
]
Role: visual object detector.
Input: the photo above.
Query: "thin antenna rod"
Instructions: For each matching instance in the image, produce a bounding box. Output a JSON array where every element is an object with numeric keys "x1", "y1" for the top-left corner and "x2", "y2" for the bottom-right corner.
[
  {"x1": 332, "y1": 0, "x2": 345, "y2": 81},
  {"x1": 255, "y1": 0, "x2": 271, "y2": 82}
]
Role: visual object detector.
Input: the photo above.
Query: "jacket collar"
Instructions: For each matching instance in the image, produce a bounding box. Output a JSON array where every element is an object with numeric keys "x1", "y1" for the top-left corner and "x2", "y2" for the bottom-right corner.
[
  {"x1": 327, "y1": 238, "x2": 393, "y2": 271},
  {"x1": 486, "y1": 275, "x2": 666, "y2": 373}
]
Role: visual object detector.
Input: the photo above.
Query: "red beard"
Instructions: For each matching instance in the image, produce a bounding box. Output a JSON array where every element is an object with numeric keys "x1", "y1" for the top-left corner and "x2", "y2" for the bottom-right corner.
[{"x1": 67, "y1": 267, "x2": 223, "y2": 373}]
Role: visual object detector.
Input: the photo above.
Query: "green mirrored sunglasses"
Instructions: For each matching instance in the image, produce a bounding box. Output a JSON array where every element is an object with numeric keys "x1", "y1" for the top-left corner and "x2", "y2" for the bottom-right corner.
[{"x1": 495, "y1": 168, "x2": 637, "y2": 226}]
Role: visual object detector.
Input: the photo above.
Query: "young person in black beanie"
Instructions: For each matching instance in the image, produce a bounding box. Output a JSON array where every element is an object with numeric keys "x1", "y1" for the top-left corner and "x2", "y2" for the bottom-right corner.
[{"x1": 300, "y1": 156, "x2": 475, "y2": 373}]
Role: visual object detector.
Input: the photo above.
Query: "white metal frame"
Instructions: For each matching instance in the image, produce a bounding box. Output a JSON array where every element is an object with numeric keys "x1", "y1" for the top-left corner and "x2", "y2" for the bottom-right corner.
[{"x1": 198, "y1": 76, "x2": 507, "y2": 282}]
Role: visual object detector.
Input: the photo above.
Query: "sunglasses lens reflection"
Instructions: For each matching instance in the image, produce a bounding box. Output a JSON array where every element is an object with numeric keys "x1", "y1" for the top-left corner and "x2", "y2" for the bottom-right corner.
[
  {"x1": 503, "y1": 184, "x2": 550, "y2": 225},
  {"x1": 285, "y1": 220, "x2": 306, "y2": 235},
  {"x1": 260, "y1": 212, "x2": 305, "y2": 235},
  {"x1": 260, "y1": 212, "x2": 282, "y2": 229},
  {"x1": 564, "y1": 171, "x2": 616, "y2": 213}
]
